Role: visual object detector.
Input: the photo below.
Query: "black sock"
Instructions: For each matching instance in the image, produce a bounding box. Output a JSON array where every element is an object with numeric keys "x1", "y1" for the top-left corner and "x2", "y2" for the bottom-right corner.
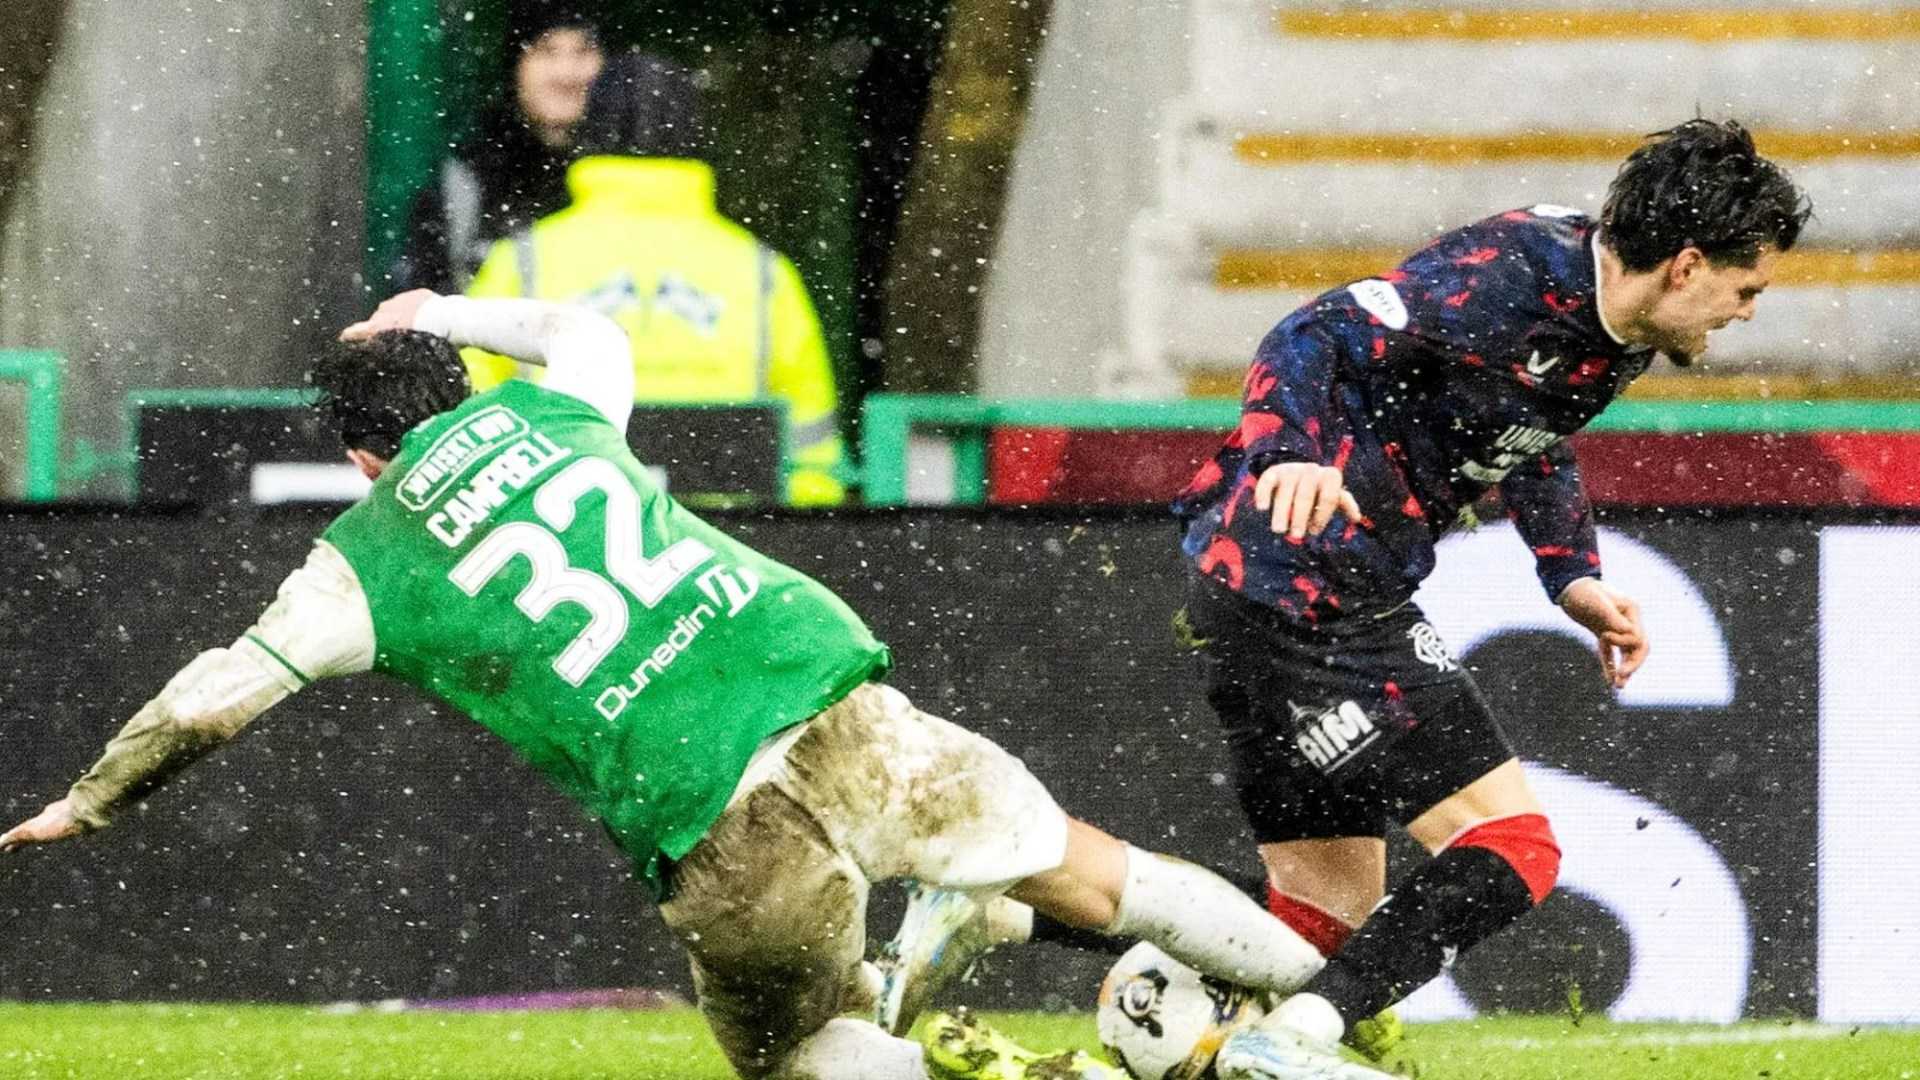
[
  {"x1": 1028, "y1": 866, "x2": 1269, "y2": 955},
  {"x1": 1302, "y1": 846, "x2": 1535, "y2": 1029}
]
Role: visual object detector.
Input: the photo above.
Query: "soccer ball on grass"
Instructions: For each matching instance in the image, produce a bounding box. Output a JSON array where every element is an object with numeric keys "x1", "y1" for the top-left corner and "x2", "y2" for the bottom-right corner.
[{"x1": 1095, "y1": 942, "x2": 1268, "y2": 1080}]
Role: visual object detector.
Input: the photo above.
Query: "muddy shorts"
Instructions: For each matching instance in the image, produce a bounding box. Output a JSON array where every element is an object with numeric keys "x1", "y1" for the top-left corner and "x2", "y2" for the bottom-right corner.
[
  {"x1": 656, "y1": 682, "x2": 1068, "y2": 1078},
  {"x1": 1185, "y1": 572, "x2": 1516, "y2": 843}
]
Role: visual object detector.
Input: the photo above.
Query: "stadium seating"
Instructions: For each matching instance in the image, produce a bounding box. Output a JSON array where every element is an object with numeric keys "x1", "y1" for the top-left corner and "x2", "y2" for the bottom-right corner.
[{"x1": 1109, "y1": 0, "x2": 1920, "y2": 398}]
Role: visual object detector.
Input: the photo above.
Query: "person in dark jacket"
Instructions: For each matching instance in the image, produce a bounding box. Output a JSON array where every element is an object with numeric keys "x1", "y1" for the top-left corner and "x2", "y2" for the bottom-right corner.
[{"x1": 389, "y1": 4, "x2": 605, "y2": 293}]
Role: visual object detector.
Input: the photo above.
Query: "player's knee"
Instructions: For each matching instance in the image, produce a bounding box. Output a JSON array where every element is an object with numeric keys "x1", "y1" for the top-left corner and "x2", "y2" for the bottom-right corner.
[{"x1": 1447, "y1": 812, "x2": 1560, "y2": 905}]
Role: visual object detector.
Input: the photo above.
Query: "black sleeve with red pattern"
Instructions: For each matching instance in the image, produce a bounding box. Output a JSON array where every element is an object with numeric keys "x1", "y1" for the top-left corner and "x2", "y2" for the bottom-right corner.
[
  {"x1": 1241, "y1": 327, "x2": 1345, "y2": 477},
  {"x1": 1499, "y1": 440, "x2": 1602, "y2": 600}
]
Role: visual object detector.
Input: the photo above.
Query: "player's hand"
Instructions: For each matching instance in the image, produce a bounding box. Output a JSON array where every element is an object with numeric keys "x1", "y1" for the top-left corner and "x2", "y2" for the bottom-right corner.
[
  {"x1": 338, "y1": 289, "x2": 440, "y2": 342},
  {"x1": 0, "y1": 798, "x2": 85, "y2": 853},
  {"x1": 1558, "y1": 577, "x2": 1648, "y2": 689},
  {"x1": 1254, "y1": 462, "x2": 1364, "y2": 541}
]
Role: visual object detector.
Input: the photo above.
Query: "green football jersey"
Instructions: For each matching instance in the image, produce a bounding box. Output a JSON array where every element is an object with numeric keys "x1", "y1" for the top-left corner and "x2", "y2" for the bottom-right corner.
[{"x1": 322, "y1": 380, "x2": 891, "y2": 895}]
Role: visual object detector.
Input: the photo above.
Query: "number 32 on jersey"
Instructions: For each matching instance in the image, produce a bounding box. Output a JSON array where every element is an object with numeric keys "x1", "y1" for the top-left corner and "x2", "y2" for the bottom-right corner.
[{"x1": 446, "y1": 455, "x2": 719, "y2": 686}]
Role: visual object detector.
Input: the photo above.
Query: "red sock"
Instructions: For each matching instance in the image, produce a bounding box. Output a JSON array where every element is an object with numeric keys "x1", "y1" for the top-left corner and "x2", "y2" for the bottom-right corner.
[
  {"x1": 1266, "y1": 884, "x2": 1354, "y2": 957},
  {"x1": 1448, "y1": 813, "x2": 1561, "y2": 904}
]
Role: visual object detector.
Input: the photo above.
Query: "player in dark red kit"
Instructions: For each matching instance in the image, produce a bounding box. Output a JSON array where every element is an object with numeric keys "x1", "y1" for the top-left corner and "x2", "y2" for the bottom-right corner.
[{"x1": 1177, "y1": 119, "x2": 1810, "y2": 1079}]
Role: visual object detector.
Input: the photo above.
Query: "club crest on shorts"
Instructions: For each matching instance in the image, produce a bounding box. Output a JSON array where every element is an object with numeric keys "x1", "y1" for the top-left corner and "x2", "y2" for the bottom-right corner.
[
  {"x1": 1288, "y1": 699, "x2": 1380, "y2": 774},
  {"x1": 1407, "y1": 621, "x2": 1459, "y2": 673}
]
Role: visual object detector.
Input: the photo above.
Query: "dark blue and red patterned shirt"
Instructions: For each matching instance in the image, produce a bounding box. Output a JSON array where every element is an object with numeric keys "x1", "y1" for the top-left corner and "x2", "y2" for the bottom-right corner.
[{"x1": 1175, "y1": 207, "x2": 1655, "y2": 622}]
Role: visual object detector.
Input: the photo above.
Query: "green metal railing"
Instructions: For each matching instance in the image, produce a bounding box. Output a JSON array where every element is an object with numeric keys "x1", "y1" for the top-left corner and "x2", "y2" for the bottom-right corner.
[
  {"x1": 861, "y1": 395, "x2": 1242, "y2": 505},
  {"x1": 859, "y1": 393, "x2": 1920, "y2": 506},
  {"x1": 1585, "y1": 400, "x2": 1920, "y2": 434},
  {"x1": 0, "y1": 350, "x2": 64, "y2": 501},
  {"x1": 127, "y1": 388, "x2": 316, "y2": 412}
]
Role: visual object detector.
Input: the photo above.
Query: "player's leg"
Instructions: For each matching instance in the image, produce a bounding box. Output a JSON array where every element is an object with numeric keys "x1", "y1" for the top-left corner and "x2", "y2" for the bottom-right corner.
[
  {"x1": 915, "y1": 818, "x2": 1320, "y2": 1080},
  {"x1": 1184, "y1": 568, "x2": 1391, "y2": 935},
  {"x1": 871, "y1": 862, "x2": 1277, "y2": 1034},
  {"x1": 997, "y1": 855, "x2": 1350, "y2": 955},
  {"x1": 1253, "y1": 754, "x2": 1558, "y2": 1053},
  {"x1": 871, "y1": 884, "x2": 1032, "y2": 1034},
  {"x1": 659, "y1": 780, "x2": 927, "y2": 1080},
  {"x1": 871, "y1": 851, "x2": 1384, "y2": 1042},
  {"x1": 872, "y1": 853, "x2": 1362, "y2": 1036},
  {"x1": 873, "y1": 569, "x2": 1394, "y2": 1038},
  {"x1": 1257, "y1": 837, "x2": 1384, "y2": 940},
  {"x1": 1219, "y1": 633, "x2": 1556, "y2": 1080},
  {"x1": 996, "y1": 817, "x2": 1323, "y2": 994},
  {"x1": 783, "y1": 682, "x2": 1321, "y2": 1075},
  {"x1": 1188, "y1": 570, "x2": 1406, "y2": 1067},
  {"x1": 1253, "y1": 837, "x2": 1402, "y2": 1062},
  {"x1": 781, "y1": 682, "x2": 1324, "y2": 996},
  {"x1": 767, "y1": 683, "x2": 1127, "y2": 1079}
]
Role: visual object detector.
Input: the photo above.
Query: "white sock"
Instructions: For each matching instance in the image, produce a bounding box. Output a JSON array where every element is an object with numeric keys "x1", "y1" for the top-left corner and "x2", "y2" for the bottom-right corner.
[
  {"x1": 985, "y1": 896, "x2": 1036, "y2": 946},
  {"x1": 778, "y1": 1017, "x2": 929, "y2": 1080},
  {"x1": 1261, "y1": 993, "x2": 1345, "y2": 1047},
  {"x1": 1104, "y1": 845, "x2": 1323, "y2": 994}
]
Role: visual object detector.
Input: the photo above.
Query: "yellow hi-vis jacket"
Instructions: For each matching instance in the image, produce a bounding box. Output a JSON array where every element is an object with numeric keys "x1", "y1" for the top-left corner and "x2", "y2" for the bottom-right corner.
[{"x1": 465, "y1": 156, "x2": 847, "y2": 506}]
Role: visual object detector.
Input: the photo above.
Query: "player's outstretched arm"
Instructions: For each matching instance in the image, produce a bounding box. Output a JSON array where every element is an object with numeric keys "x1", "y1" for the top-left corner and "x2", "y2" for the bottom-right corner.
[
  {"x1": 2, "y1": 545, "x2": 374, "y2": 853},
  {"x1": 0, "y1": 798, "x2": 84, "y2": 852},
  {"x1": 1558, "y1": 577, "x2": 1649, "y2": 689},
  {"x1": 1254, "y1": 462, "x2": 1365, "y2": 540}
]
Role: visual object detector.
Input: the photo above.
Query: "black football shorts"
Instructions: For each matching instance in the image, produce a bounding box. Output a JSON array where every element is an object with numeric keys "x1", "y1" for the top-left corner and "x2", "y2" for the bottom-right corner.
[{"x1": 1183, "y1": 571, "x2": 1517, "y2": 843}]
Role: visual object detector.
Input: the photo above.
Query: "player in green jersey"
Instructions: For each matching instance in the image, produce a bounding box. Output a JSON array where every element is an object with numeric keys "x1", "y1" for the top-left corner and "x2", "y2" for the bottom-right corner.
[{"x1": 3, "y1": 291, "x2": 1330, "y2": 1080}]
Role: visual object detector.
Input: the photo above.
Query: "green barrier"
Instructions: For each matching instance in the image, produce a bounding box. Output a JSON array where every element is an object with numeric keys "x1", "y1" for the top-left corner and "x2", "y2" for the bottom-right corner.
[
  {"x1": 0, "y1": 351, "x2": 64, "y2": 501},
  {"x1": 859, "y1": 392, "x2": 1920, "y2": 506},
  {"x1": 1587, "y1": 399, "x2": 1920, "y2": 434}
]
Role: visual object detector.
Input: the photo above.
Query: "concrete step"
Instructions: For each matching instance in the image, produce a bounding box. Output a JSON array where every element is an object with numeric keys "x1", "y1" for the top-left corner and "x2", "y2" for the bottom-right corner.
[
  {"x1": 1157, "y1": 278, "x2": 1920, "y2": 373},
  {"x1": 1166, "y1": 152, "x2": 1920, "y2": 249}
]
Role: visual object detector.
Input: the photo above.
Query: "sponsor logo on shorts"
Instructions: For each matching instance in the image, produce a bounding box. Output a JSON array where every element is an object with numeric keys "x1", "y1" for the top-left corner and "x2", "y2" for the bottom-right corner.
[
  {"x1": 1408, "y1": 621, "x2": 1460, "y2": 673},
  {"x1": 1289, "y1": 699, "x2": 1380, "y2": 774}
]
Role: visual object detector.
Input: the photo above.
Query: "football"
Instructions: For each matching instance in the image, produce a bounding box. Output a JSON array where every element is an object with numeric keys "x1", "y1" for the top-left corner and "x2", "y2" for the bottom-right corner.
[{"x1": 1095, "y1": 942, "x2": 1269, "y2": 1080}]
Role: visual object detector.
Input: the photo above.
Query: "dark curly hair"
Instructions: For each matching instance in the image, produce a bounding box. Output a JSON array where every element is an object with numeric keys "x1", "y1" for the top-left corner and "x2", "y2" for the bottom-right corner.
[
  {"x1": 1601, "y1": 119, "x2": 1813, "y2": 272},
  {"x1": 309, "y1": 330, "x2": 471, "y2": 460}
]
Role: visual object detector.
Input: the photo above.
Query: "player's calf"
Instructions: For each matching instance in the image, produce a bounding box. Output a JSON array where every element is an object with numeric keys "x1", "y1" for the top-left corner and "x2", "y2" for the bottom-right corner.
[{"x1": 1284, "y1": 812, "x2": 1561, "y2": 1038}]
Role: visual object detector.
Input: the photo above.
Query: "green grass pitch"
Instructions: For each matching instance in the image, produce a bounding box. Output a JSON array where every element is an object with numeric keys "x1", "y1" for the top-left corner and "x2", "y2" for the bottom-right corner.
[{"x1": 2, "y1": 1005, "x2": 1917, "y2": 1079}]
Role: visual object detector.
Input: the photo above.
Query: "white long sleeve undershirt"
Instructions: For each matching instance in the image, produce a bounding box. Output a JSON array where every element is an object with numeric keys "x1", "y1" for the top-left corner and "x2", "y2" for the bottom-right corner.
[{"x1": 414, "y1": 294, "x2": 635, "y2": 431}]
